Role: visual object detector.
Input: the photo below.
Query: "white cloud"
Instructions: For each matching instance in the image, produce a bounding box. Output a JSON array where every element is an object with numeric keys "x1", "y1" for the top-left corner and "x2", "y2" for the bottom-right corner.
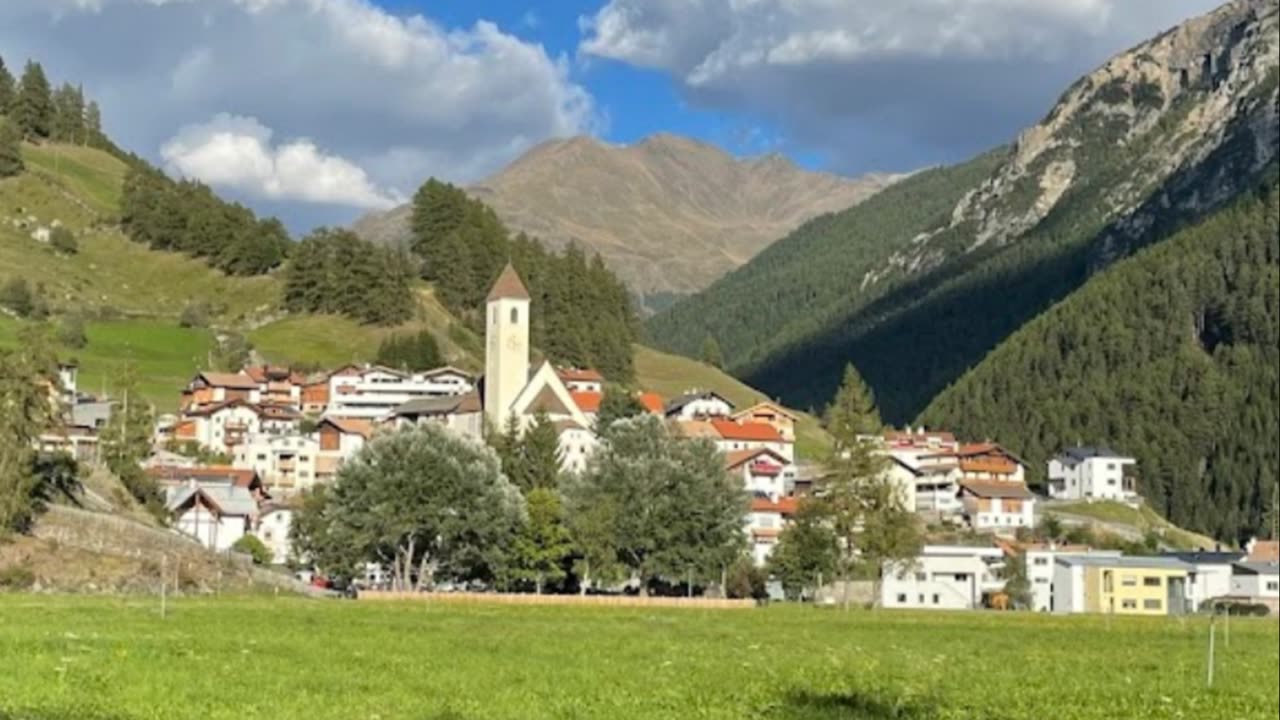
[
  {"x1": 580, "y1": 0, "x2": 1222, "y2": 172},
  {"x1": 0, "y1": 0, "x2": 596, "y2": 225},
  {"x1": 161, "y1": 114, "x2": 402, "y2": 209}
]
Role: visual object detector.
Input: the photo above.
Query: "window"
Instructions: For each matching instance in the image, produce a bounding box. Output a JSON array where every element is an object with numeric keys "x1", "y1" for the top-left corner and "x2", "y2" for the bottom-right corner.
[
  {"x1": 1107, "y1": 463, "x2": 1117, "y2": 470},
  {"x1": 1267, "y1": 581, "x2": 1279, "y2": 592},
  {"x1": 1143, "y1": 599, "x2": 1162, "y2": 611},
  {"x1": 1033, "y1": 558, "x2": 1048, "y2": 566},
  {"x1": 263, "y1": 531, "x2": 273, "y2": 541},
  {"x1": 896, "y1": 594, "x2": 907, "y2": 604},
  {"x1": 915, "y1": 573, "x2": 927, "y2": 582},
  {"x1": 510, "y1": 307, "x2": 519, "y2": 324},
  {"x1": 1121, "y1": 599, "x2": 1137, "y2": 610},
  {"x1": 954, "y1": 573, "x2": 970, "y2": 582},
  {"x1": 1121, "y1": 575, "x2": 1137, "y2": 587},
  {"x1": 1143, "y1": 577, "x2": 1162, "y2": 588},
  {"x1": 932, "y1": 595, "x2": 940, "y2": 605},
  {"x1": 1035, "y1": 577, "x2": 1049, "y2": 584},
  {"x1": 257, "y1": 454, "x2": 267, "y2": 461}
]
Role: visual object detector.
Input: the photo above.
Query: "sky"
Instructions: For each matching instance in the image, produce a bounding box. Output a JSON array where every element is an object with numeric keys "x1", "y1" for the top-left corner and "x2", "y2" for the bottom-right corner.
[{"x1": 0, "y1": 0, "x2": 1222, "y2": 232}]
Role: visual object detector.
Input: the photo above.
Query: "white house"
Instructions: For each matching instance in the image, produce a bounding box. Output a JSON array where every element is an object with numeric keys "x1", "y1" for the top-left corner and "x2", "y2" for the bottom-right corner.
[
  {"x1": 233, "y1": 433, "x2": 321, "y2": 494},
  {"x1": 1024, "y1": 546, "x2": 1122, "y2": 612},
  {"x1": 1047, "y1": 447, "x2": 1138, "y2": 501},
  {"x1": 1163, "y1": 551, "x2": 1247, "y2": 612},
  {"x1": 1230, "y1": 562, "x2": 1280, "y2": 600},
  {"x1": 316, "y1": 417, "x2": 375, "y2": 483},
  {"x1": 727, "y1": 448, "x2": 796, "y2": 566},
  {"x1": 745, "y1": 495, "x2": 797, "y2": 567},
  {"x1": 172, "y1": 400, "x2": 263, "y2": 452},
  {"x1": 254, "y1": 505, "x2": 295, "y2": 565},
  {"x1": 325, "y1": 365, "x2": 474, "y2": 420},
  {"x1": 180, "y1": 372, "x2": 262, "y2": 411},
  {"x1": 390, "y1": 394, "x2": 485, "y2": 439},
  {"x1": 957, "y1": 480, "x2": 1036, "y2": 531},
  {"x1": 168, "y1": 484, "x2": 260, "y2": 552},
  {"x1": 555, "y1": 420, "x2": 598, "y2": 475},
  {"x1": 557, "y1": 367, "x2": 605, "y2": 394},
  {"x1": 881, "y1": 545, "x2": 1007, "y2": 610},
  {"x1": 664, "y1": 391, "x2": 735, "y2": 421}
]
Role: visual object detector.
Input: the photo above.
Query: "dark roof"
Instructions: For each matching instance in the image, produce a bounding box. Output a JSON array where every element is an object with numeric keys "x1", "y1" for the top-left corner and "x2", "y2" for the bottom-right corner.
[
  {"x1": 664, "y1": 390, "x2": 734, "y2": 416},
  {"x1": 1059, "y1": 446, "x2": 1127, "y2": 463},
  {"x1": 486, "y1": 263, "x2": 530, "y2": 302},
  {"x1": 395, "y1": 396, "x2": 467, "y2": 417},
  {"x1": 1162, "y1": 551, "x2": 1246, "y2": 565},
  {"x1": 1233, "y1": 562, "x2": 1280, "y2": 576},
  {"x1": 958, "y1": 480, "x2": 1035, "y2": 500}
]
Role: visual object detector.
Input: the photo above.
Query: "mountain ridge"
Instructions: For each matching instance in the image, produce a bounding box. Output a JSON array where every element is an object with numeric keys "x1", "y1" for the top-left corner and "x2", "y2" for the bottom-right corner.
[{"x1": 352, "y1": 133, "x2": 904, "y2": 306}]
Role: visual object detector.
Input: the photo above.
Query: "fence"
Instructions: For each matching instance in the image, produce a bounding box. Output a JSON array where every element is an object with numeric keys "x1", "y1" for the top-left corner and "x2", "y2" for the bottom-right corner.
[{"x1": 358, "y1": 590, "x2": 755, "y2": 609}]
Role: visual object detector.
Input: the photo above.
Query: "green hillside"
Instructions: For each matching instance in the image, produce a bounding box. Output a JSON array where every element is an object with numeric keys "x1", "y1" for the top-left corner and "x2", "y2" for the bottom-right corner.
[{"x1": 922, "y1": 185, "x2": 1279, "y2": 543}]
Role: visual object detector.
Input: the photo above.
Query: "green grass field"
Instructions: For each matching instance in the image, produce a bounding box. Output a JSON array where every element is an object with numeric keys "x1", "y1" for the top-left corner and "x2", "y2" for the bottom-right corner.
[
  {"x1": 0, "y1": 596, "x2": 1274, "y2": 720},
  {"x1": 21, "y1": 143, "x2": 128, "y2": 217}
]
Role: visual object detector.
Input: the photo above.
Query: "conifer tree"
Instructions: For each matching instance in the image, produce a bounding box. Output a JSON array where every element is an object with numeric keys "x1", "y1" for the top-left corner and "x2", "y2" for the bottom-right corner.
[
  {"x1": 0, "y1": 117, "x2": 23, "y2": 178},
  {"x1": 0, "y1": 327, "x2": 58, "y2": 534},
  {"x1": 0, "y1": 55, "x2": 15, "y2": 115},
  {"x1": 825, "y1": 364, "x2": 882, "y2": 448},
  {"x1": 512, "y1": 487, "x2": 575, "y2": 594},
  {"x1": 15, "y1": 61, "x2": 53, "y2": 139},
  {"x1": 701, "y1": 336, "x2": 724, "y2": 369},
  {"x1": 520, "y1": 412, "x2": 563, "y2": 491}
]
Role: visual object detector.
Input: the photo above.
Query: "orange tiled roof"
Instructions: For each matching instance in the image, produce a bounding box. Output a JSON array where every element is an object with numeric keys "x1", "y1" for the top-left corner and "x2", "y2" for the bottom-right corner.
[
  {"x1": 147, "y1": 465, "x2": 258, "y2": 488},
  {"x1": 711, "y1": 419, "x2": 783, "y2": 442},
  {"x1": 1249, "y1": 540, "x2": 1279, "y2": 563},
  {"x1": 960, "y1": 458, "x2": 1018, "y2": 475},
  {"x1": 636, "y1": 392, "x2": 664, "y2": 414},
  {"x1": 570, "y1": 391, "x2": 603, "y2": 414},
  {"x1": 195, "y1": 372, "x2": 259, "y2": 390},
  {"x1": 323, "y1": 417, "x2": 374, "y2": 438},
  {"x1": 751, "y1": 496, "x2": 799, "y2": 515}
]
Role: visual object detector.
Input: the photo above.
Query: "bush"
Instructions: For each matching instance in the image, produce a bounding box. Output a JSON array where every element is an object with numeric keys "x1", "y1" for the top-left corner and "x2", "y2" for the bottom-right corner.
[
  {"x1": 0, "y1": 565, "x2": 36, "y2": 590},
  {"x1": 50, "y1": 226, "x2": 78, "y2": 255},
  {"x1": 0, "y1": 278, "x2": 34, "y2": 317},
  {"x1": 178, "y1": 302, "x2": 210, "y2": 329},
  {"x1": 57, "y1": 314, "x2": 88, "y2": 349},
  {"x1": 232, "y1": 535, "x2": 274, "y2": 565}
]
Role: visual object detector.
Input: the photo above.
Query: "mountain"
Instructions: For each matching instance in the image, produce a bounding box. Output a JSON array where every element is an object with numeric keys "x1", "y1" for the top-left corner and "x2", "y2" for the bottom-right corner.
[
  {"x1": 651, "y1": 0, "x2": 1279, "y2": 422},
  {"x1": 353, "y1": 134, "x2": 902, "y2": 307},
  {"x1": 922, "y1": 183, "x2": 1278, "y2": 544}
]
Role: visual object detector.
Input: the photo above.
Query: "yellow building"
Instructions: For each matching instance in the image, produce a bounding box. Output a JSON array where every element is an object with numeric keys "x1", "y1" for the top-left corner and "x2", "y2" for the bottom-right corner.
[{"x1": 1052, "y1": 556, "x2": 1193, "y2": 615}]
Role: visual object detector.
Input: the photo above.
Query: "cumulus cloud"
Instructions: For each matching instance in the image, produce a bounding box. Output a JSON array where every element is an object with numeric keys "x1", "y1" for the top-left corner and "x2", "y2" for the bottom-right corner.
[
  {"x1": 0, "y1": 0, "x2": 595, "y2": 226},
  {"x1": 161, "y1": 114, "x2": 402, "y2": 209},
  {"x1": 580, "y1": 0, "x2": 1222, "y2": 172}
]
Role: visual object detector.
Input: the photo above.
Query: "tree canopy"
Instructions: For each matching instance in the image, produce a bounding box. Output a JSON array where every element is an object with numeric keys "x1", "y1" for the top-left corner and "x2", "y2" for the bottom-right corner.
[
  {"x1": 0, "y1": 328, "x2": 59, "y2": 534},
  {"x1": 563, "y1": 415, "x2": 746, "y2": 594},
  {"x1": 282, "y1": 228, "x2": 414, "y2": 326},
  {"x1": 374, "y1": 330, "x2": 443, "y2": 372}
]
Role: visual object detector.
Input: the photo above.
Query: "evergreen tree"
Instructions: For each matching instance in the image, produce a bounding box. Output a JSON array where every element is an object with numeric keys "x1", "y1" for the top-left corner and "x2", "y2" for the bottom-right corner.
[
  {"x1": 595, "y1": 386, "x2": 647, "y2": 434},
  {"x1": 51, "y1": 83, "x2": 85, "y2": 143},
  {"x1": 0, "y1": 117, "x2": 22, "y2": 178},
  {"x1": 15, "y1": 61, "x2": 53, "y2": 139},
  {"x1": 825, "y1": 364, "x2": 882, "y2": 449},
  {"x1": 84, "y1": 101, "x2": 102, "y2": 141},
  {"x1": 0, "y1": 55, "x2": 15, "y2": 114},
  {"x1": 0, "y1": 327, "x2": 58, "y2": 534},
  {"x1": 520, "y1": 412, "x2": 563, "y2": 491},
  {"x1": 701, "y1": 336, "x2": 724, "y2": 369},
  {"x1": 1002, "y1": 551, "x2": 1033, "y2": 610},
  {"x1": 512, "y1": 487, "x2": 575, "y2": 594}
]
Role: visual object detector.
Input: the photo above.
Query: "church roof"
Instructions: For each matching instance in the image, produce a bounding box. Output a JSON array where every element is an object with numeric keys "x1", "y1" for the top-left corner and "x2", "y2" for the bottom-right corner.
[{"x1": 487, "y1": 263, "x2": 530, "y2": 302}]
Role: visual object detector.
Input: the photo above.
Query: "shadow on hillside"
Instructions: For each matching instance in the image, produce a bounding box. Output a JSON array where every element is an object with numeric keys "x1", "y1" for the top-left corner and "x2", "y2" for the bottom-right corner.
[{"x1": 765, "y1": 689, "x2": 1005, "y2": 720}]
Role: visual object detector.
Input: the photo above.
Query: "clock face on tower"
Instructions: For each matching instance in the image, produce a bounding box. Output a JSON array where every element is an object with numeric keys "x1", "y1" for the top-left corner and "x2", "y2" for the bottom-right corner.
[{"x1": 506, "y1": 334, "x2": 523, "y2": 352}]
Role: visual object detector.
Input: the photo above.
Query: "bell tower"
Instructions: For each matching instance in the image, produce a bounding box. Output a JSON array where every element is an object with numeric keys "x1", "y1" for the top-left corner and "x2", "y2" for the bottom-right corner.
[{"x1": 484, "y1": 263, "x2": 531, "y2": 432}]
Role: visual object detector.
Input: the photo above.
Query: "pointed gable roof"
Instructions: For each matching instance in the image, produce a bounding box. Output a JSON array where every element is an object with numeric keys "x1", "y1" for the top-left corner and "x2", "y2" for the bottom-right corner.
[{"x1": 487, "y1": 263, "x2": 530, "y2": 302}]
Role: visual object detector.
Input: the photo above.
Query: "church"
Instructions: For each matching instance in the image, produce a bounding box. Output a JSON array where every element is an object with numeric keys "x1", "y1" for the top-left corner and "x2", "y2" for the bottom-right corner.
[{"x1": 390, "y1": 264, "x2": 597, "y2": 470}]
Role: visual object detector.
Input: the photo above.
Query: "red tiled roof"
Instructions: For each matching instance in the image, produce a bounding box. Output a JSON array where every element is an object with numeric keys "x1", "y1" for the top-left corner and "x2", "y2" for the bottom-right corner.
[
  {"x1": 148, "y1": 465, "x2": 258, "y2": 488},
  {"x1": 558, "y1": 367, "x2": 605, "y2": 383},
  {"x1": 959, "y1": 480, "x2": 1035, "y2": 500},
  {"x1": 751, "y1": 496, "x2": 799, "y2": 515},
  {"x1": 724, "y1": 447, "x2": 789, "y2": 471},
  {"x1": 196, "y1": 372, "x2": 259, "y2": 390},
  {"x1": 711, "y1": 419, "x2": 783, "y2": 443},
  {"x1": 636, "y1": 392, "x2": 664, "y2": 414},
  {"x1": 570, "y1": 391, "x2": 603, "y2": 414},
  {"x1": 323, "y1": 417, "x2": 374, "y2": 438},
  {"x1": 487, "y1": 263, "x2": 530, "y2": 301}
]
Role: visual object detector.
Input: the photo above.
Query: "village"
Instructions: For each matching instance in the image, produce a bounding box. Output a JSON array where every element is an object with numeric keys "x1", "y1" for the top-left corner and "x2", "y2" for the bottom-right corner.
[{"x1": 36, "y1": 266, "x2": 1280, "y2": 617}]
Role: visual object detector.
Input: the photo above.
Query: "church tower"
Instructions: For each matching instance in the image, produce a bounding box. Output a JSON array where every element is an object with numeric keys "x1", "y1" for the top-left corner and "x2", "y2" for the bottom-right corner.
[{"x1": 484, "y1": 263, "x2": 531, "y2": 432}]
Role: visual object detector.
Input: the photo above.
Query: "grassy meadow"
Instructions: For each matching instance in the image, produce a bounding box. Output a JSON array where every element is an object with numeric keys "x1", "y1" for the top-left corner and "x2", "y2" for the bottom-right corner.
[{"x1": 0, "y1": 596, "x2": 1274, "y2": 720}]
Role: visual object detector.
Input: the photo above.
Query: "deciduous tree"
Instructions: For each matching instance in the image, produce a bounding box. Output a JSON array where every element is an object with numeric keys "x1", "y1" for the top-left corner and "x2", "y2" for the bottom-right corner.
[
  {"x1": 768, "y1": 501, "x2": 840, "y2": 600},
  {"x1": 512, "y1": 487, "x2": 575, "y2": 594}
]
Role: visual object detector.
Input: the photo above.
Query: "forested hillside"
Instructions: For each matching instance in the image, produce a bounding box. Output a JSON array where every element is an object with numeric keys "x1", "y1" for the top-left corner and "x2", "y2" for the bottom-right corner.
[
  {"x1": 644, "y1": 150, "x2": 1005, "y2": 375},
  {"x1": 651, "y1": 0, "x2": 1279, "y2": 423},
  {"x1": 922, "y1": 182, "x2": 1279, "y2": 544}
]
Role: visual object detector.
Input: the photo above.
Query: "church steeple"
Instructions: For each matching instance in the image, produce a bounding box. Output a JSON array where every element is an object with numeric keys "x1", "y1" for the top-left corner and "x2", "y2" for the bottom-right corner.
[{"x1": 484, "y1": 264, "x2": 531, "y2": 431}]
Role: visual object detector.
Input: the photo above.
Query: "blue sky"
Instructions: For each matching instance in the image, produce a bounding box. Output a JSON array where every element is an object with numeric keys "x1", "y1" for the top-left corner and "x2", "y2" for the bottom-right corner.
[{"x1": 0, "y1": 0, "x2": 1221, "y2": 230}]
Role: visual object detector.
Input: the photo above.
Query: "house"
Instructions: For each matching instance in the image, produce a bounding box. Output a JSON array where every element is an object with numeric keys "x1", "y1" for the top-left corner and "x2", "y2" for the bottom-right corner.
[
  {"x1": 390, "y1": 393, "x2": 485, "y2": 438},
  {"x1": 731, "y1": 401, "x2": 799, "y2": 442},
  {"x1": 943, "y1": 443, "x2": 1028, "y2": 484},
  {"x1": 1047, "y1": 447, "x2": 1138, "y2": 501},
  {"x1": 149, "y1": 464, "x2": 264, "y2": 495},
  {"x1": 912, "y1": 465, "x2": 964, "y2": 516},
  {"x1": 555, "y1": 419, "x2": 598, "y2": 475},
  {"x1": 242, "y1": 365, "x2": 306, "y2": 408},
  {"x1": 557, "y1": 367, "x2": 604, "y2": 394},
  {"x1": 181, "y1": 372, "x2": 261, "y2": 411},
  {"x1": 710, "y1": 418, "x2": 793, "y2": 463},
  {"x1": 745, "y1": 495, "x2": 798, "y2": 566},
  {"x1": 168, "y1": 483, "x2": 261, "y2": 552},
  {"x1": 36, "y1": 426, "x2": 99, "y2": 463},
  {"x1": 1162, "y1": 551, "x2": 1247, "y2": 612},
  {"x1": 325, "y1": 365, "x2": 474, "y2": 420},
  {"x1": 1245, "y1": 538, "x2": 1279, "y2": 563},
  {"x1": 301, "y1": 379, "x2": 331, "y2": 415},
  {"x1": 636, "y1": 392, "x2": 665, "y2": 415},
  {"x1": 881, "y1": 545, "x2": 1007, "y2": 610},
  {"x1": 664, "y1": 390, "x2": 735, "y2": 421},
  {"x1": 170, "y1": 400, "x2": 263, "y2": 452},
  {"x1": 882, "y1": 427, "x2": 958, "y2": 453},
  {"x1": 1229, "y1": 562, "x2": 1280, "y2": 603},
  {"x1": 57, "y1": 362, "x2": 79, "y2": 406},
  {"x1": 570, "y1": 391, "x2": 603, "y2": 421},
  {"x1": 316, "y1": 417, "x2": 375, "y2": 482},
  {"x1": 1023, "y1": 545, "x2": 1122, "y2": 612},
  {"x1": 254, "y1": 504, "x2": 295, "y2": 565},
  {"x1": 233, "y1": 434, "x2": 321, "y2": 493},
  {"x1": 70, "y1": 400, "x2": 114, "y2": 431},
  {"x1": 957, "y1": 480, "x2": 1036, "y2": 531},
  {"x1": 1052, "y1": 556, "x2": 1193, "y2": 615}
]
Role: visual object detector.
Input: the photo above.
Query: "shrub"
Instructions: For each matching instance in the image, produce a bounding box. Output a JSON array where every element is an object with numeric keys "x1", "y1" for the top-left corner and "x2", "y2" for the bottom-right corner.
[
  {"x1": 49, "y1": 226, "x2": 78, "y2": 255},
  {"x1": 57, "y1": 314, "x2": 88, "y2": 349},
  {"x1": 232, "y1": 535, "x2": 274, "y2": 565},
  {"x1": 178, "y1": 302, "x2": 210, "y2": 329},
  {"x1": 0, "y1": 277, "x2": 34, "y2": 317},
  {"x1": 0, "y1": 565, "x2": 36, "y2": 590}
]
